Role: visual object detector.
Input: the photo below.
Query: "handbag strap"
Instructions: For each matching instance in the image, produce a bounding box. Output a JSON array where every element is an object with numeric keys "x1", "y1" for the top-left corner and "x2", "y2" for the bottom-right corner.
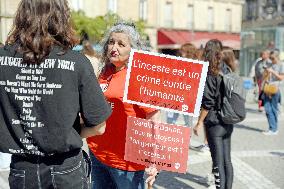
[
  {"x1": 263, "y1": 69, "x2": 280, "y2": 87},
  {"x1": 261, "y1": 69, "x2": 270, "y2": 90},
  {"x1": 215, "y1": 75, "x2": 222, "y2": 111}
]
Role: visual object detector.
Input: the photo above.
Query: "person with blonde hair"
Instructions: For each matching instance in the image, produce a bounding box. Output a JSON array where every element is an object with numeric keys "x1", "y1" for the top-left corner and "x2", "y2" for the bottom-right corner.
[
  {"x1": 221, "y1": 47, "x2": 237, "y2": 72},
  {"x1": 166, "y1": 43, "x2": 198, "y2": 127},
  {"x1": 82, "y1": 40, "x2": 101, "y2": 76}
]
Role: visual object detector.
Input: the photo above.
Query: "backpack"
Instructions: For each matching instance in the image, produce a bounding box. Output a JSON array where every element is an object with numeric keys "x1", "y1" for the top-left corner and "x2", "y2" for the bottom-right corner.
[{"x1": 217, "y1": 69, "x2": 246, "y2": 124}]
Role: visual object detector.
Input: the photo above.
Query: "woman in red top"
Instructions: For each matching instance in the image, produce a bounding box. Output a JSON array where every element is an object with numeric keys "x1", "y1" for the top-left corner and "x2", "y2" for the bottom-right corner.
[{"x1": 87, "y1": 22, "x2": 159, "y2": 189}]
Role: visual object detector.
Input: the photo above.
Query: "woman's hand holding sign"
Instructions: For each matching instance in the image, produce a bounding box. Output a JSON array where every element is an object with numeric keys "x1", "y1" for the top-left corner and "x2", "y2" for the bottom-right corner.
[{"x1": 145, "y1": 165, "x2": 159, "y2": 189}]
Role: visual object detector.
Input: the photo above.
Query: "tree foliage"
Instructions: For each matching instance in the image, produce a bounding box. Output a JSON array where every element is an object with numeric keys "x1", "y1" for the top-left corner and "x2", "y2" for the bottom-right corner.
[{"x1": 71, "y1": 11, "x2": 147, "y2": 44}]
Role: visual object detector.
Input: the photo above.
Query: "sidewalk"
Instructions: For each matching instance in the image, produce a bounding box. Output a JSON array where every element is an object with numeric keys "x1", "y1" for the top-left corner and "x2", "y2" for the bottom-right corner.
[
  {"x1": 154, "y1": 102, "x2": 284, "y2": 189},
  {"x1": 1, "y1": 102, "x2": 283, "y2": 189}
]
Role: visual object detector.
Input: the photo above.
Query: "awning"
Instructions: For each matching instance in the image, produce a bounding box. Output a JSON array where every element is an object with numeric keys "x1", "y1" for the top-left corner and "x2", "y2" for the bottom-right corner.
[{"x1": 158, "y1": 29, "x2": 241, "y2": 50}]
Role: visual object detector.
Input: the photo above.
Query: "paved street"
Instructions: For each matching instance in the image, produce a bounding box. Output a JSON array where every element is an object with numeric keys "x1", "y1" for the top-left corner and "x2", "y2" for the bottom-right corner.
[
  {"x1": 153, "y1": 102, "x2": 284, "y2": 189},
  {"x1": 1, "y1": 102, "x2": 284, "y2": 189},
  {"x1": 0, "y1": 172, "x2": 8, "y2": 189}
]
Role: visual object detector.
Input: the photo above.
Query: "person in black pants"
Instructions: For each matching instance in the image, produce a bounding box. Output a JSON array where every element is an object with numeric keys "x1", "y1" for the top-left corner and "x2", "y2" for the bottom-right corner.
[
  {"x1": 193, "y1": 40, "x2": 235, "y2": 189},
  {"x1": 0, "y1": 0, "x2": 112, "y2": 188}
]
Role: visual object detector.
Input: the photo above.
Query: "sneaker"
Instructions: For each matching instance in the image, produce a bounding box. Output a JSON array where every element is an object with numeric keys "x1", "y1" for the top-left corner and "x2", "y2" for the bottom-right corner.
[
  {"x1": 196, "y1": 144, "x2": 210, "y2": 152},
  {"x1": 262, "y1": 130, "x2": 278, "y2": 135},
  {"x1": 258, "y1": 106, "x2": 265, "y2": 112},
  {"x1": 207, "y1": 185, "x2": 216, "y2": 189},
  {"x1": 206, "y1": 173, "x2": 215, "y2": 185}
]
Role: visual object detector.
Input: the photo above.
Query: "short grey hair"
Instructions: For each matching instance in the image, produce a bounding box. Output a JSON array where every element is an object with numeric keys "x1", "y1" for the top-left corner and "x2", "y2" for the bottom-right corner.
[{"x1": 100, "y1": 21, "x2": 147, "y2": 65}]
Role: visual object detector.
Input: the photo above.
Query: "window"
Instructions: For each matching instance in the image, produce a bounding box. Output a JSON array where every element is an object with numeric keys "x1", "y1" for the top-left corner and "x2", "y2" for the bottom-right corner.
[
  {"x1": 69, "y1": 0, "x2": 83, "y2": 11},
  {"x1": 245, "y1": 0, "x2": 257, "y2": 20},
  {"x1": 187, "y1": 5, "x2": 194, "y2": 30},
  {"x1": 139, "y1": 0, "x2": 148, "y2": 21},
  {"x1": 164, "y1": 2, "x2": 173, "y2": 27},
  {"x1": 108, "y1": 0, "x2": 117, "y2": 13},
  {"x1": 225, "y1": 9, "x2": 232, "y2": 32},
  {"x1": 208, "y1": 7, "x2": 214, "y2": 31}
]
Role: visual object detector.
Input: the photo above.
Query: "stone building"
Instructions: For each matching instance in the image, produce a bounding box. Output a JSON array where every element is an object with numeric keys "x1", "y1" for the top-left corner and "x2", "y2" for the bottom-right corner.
[
  {"x1": 1, "y1": 0, "x2": 243, "y2": 54},
  {"x1": 241, "y1": 0, "x2": 284, "y2": 76}
]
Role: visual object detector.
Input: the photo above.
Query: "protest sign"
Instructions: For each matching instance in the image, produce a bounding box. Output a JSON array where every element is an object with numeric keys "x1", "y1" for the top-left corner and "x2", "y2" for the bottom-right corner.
[
  {"x1": 124, "y1": 116, "x2": 190, "y2": 173},
  {"x1": 123, "y1": 49, "x2": 208, "y2": 117}
]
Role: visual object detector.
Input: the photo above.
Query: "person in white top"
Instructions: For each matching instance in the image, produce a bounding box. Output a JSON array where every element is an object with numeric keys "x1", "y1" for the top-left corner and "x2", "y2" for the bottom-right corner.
[
  {"x1": 254, "y1": 50, "x2": 271, "y2": 111},
  {"x1": 82, "y1": 40, "x2": 101, "y2": 76},
  {"x1": 262, "y1": 50, "x2": 284, "y2": 135}
]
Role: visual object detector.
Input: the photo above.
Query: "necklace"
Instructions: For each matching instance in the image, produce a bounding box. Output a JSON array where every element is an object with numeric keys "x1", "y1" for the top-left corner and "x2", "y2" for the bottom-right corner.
[{"x1": 101, "y1": 74, "x2": 113, "y2": 92}]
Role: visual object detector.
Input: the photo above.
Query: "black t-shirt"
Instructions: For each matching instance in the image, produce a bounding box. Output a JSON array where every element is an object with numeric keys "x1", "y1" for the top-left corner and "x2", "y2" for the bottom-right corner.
[
  {"x1": 202, "y1": 63, "x2": 230, "y2": 126},
  {"x1": 0, "y1": 45, "x2": 111, "y2": 156}
]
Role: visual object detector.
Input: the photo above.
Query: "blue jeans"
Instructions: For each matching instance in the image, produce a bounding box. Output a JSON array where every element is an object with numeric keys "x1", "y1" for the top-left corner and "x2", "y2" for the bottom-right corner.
[
  {"x1": 166, "y1": 112, "x2": 192, "y2": 126},
  {"x1": 9, "y1": 149, "x2": 89, "y2": 189},
  {"x1": 90, "y1": 152, "x2": 145, "y2": 189},
  {"x1": 264, "y1": 92, "x2": 280, "y2": 132}
]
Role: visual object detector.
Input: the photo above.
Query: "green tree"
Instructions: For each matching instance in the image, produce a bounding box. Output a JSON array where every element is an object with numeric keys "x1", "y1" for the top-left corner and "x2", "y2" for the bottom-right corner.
[{"x1": 71, "y1": 11, "x2": 147, "y2": 44}]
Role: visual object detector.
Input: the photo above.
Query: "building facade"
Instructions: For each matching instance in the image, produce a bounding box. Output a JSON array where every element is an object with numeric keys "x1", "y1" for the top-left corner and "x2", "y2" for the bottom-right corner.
[
  {"x1": 70, "y1": 0, "x2": 244, "y2": 53},
  {"x1": 0, "y1": 0, "x2": 243, "y2": 52},
  {"x1": 241, "y1": 0, "x2": 284, "y2": 76},
  {"x1": 69, "y1": 0, "x2": 243, "y2": 32},
  {"x1": 0, "y1": 0, "x2": 20, "y2": 43}
]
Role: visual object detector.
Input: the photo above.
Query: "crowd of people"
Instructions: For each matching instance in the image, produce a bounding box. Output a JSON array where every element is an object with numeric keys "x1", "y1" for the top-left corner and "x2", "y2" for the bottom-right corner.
[
  {"x1": 0, "y1": 0, "x2": 283, "y2": 189},
  {"x1": 250, "y1": 49, "x2": 284, "y2": 135},
  {"x1": 0, "y1": 1, "x2": 158, "y2": 188}
]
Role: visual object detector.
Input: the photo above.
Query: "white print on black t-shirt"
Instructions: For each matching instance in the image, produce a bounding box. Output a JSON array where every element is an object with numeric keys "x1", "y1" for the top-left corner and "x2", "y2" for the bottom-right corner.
[
  {"x1": 0, "y1": 56, "x2": 76, "y2": 155},
  {"x1": 0, "y1": 56, "x2": 75, "y2": 71}
]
